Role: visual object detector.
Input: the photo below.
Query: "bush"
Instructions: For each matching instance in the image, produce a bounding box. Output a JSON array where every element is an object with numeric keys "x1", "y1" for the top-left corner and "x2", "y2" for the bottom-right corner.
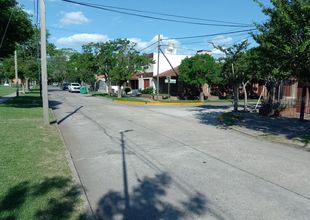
[
  {"x1": 141, "y1": 87, "x2": 154, "y2": 94},
  {"x1": 124, "y1": 87, "x2": 131, "y2": 94},
  {"x1": 259, "y1": 100, "x2": 286, "y2": 117}
]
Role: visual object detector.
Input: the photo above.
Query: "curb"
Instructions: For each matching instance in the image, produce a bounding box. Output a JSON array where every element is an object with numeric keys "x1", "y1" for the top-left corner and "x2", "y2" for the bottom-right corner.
[
  {"x1": 51, "y1": 109, "x2": 97, "y2": 220},
  {"x1": 113, "y1": 100, "x2": 203, "y2": 105}
]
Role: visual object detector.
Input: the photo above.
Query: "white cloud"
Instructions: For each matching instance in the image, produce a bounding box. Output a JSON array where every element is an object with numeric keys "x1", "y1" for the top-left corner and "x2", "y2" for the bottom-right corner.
[
  {"x1": 129, "y1": 35, "x2": 180, "y2": 53},
  {"x1": 56, "y1": 33, "x2": 109, "y2": 46},
  {"x1": 60, "y1": 11, "x2": 89, "y2": 26},
  {"x1": 210, "y1": 35, "x2": 233, "y2": 46},
  {"x1": 210, "y1": 48, "x2": 225, "y2": 57},
  {"x1": 23, "y1": 9, "x2": 33, "y2": 16}
]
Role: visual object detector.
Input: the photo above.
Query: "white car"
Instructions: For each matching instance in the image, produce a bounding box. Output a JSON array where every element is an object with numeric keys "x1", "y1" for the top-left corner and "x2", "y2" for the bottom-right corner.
[{"x1": 68, "y1": 83, "x2": 81, "y2": 92}]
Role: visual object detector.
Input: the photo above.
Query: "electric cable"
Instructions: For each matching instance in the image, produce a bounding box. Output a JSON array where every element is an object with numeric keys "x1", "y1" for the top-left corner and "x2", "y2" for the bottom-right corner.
[
  {"x1": 67, "y1": 0, "x2": 253, "y2": 26},
  {"x1": 60, "y1": 0, "x2": 255, "y2": 28}
]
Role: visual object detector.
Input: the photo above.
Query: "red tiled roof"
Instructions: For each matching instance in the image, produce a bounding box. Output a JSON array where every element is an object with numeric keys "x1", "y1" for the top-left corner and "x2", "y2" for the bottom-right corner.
[
  {"x1": 158, "y1": 67, "x2": 179, "y2": 78},
  {"x1": 131, "y1": 72, "x2": 153, "y2": 80}
]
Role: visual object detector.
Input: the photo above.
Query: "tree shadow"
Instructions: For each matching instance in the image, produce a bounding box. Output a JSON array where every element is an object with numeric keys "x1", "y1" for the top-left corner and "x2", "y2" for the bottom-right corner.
[
  {"x1": 96, "y1": 173, "x2": 209, "y2": 220},
  {"x1": 94, "y1": 131, "x2": 222, "y2": 220},
  {"x1": 234, "y1": 112, "x2": 310, "y2": 147},
  {"x1": 1, "y1": 96, "x2": 43, "y2": 108},
  {"x1": 0, "y1": 177, "x2": 86, "y2": 220},
  {"x1": 191, "y1": 105, "x2": 232, "y2": 128}
]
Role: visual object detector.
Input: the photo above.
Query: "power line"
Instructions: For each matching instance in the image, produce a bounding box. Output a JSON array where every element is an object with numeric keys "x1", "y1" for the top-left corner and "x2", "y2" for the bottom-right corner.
[
  {"x1": 176, "y1": 32, "x2": 255, "y2": 46},
  {"x1": 60, "y1": 0, "x2": 254, "y2": 28},
  {"x1": 138, "y1": 41, "x2": 158, "y2": 52},
  {"x1": 66, "y1": 0, "x2": 253, "y2": 27},
  {"x1": 163, "y1": 28, "x2": 256, "y2": 40}
]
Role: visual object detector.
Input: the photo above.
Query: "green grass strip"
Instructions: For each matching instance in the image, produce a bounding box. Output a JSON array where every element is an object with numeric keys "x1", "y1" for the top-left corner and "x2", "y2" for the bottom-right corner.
[
  {"x1": 0, "y1": 91, "x2": 86, "y2": 220},
  {"x1": 0, "y1": 85, "x2": 16, "y2": 97}
]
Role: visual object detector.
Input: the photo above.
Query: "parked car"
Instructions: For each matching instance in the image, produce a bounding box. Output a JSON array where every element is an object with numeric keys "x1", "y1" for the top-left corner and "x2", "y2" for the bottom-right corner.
[
  {"x1": 68, "y1": 83, "x2": 81, "y2": 92},
  {"x1": 62, "y1": 83, "x2": 69, "y2": 90}
]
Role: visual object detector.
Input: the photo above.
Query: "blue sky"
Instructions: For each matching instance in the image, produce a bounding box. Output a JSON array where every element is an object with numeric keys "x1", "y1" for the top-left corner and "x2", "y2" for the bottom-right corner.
[{"x1": 18, "y1": 0, "x2": 271, "y2": 55}]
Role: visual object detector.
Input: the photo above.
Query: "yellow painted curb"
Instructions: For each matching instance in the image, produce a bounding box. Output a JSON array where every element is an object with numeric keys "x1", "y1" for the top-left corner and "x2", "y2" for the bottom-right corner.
[{"x1": 113, "y1": 100, "x2": 203, "y2": 105}]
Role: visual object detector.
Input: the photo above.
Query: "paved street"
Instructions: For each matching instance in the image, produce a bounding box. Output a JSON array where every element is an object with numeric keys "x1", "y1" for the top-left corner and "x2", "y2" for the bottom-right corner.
[{"x1": 50, "y1": 89, "x2": 310, "y2": 220}]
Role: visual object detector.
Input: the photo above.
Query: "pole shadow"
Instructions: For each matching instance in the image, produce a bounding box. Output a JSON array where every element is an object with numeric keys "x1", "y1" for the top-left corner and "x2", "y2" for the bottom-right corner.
[{"x1": 94, "y1": 131, "x2": 223, "y2": 220}]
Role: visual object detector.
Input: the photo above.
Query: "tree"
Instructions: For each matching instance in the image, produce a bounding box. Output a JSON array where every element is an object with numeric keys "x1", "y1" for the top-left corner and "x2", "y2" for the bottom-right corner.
[
  {"x1": 92, "y1": 41, "x2": 118, "y2": 94},
  {"x1": 212, "y1": 40, "x2": 249, "y2": 110},
  {"x1": 253, "y1": 0, "x2": 310, "y2": 121},
  {"x1": 0, "y1": 0, "x2": 33, "y2": 57},
  {"x1": 107, "y1": 39, "x2": 151, "y2": 98},
  {"x1": 179, "y1": 53, "x2": 220, "y2": 101},
  {"x1": 65, "y1": 46, "x2": 97, "y2": 84}
]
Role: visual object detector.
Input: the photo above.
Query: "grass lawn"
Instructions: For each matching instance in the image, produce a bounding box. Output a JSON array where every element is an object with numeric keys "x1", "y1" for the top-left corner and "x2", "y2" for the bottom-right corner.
[
  {"x1": 0, "y1": 91, "x2": 86, "y2": 220},
  {"x1": 0, "y1": 85, "x2": 16, "y2": 97}
]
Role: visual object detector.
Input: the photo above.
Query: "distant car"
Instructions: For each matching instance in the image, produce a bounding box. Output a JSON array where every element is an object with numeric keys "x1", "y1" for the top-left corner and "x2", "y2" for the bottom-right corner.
[
  {"x1": 68, "y1": 83, "x2": 81, "y2": 92},
  {"x1": 52, "y1": 82, "x2": 58, "y2": 87},
  {"x1": 62, "y1": 83, "x2": 69, "y2": 90},
  {"x1": 3, "y1": 82, "x2": 9, "y2": 86}
]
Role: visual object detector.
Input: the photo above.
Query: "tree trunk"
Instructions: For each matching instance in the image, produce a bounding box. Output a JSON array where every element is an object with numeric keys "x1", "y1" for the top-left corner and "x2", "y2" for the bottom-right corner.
[
  {"x1": 299, "y1": 85, "x2": 307, "y2": 121},
  {"x1": 233, "y1": 84, "x2": 238, "y2": 111},
  {"x1": 108, "y1": 80, "x2": 112, "y2": 95},
  {"x1": 117, "y1": 85, "x2": 122, "y2": 98},
  {"x1": 242, "y1": 81, "x2": 249, "y2": 111},
  {"x1": 199, "y1": 85, "x2": 204, "y2": 101},
  {"x1": 25, "y1": 77, "x2": 29, "y2": 92}
]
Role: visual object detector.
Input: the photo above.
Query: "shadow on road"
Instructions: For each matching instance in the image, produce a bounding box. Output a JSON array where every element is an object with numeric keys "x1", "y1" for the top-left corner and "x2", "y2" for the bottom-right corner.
[
  {"x1": 56, "y1": 106, "x2": 84, "y2": 125},
  {"x1": 235, "y1": 112, "x2": 310, "y2": 147},
  {"x1": 190, "y1": 105, "x2": 231, "y2": 128},
  {"x1": 94, "y1": 131, "x2": 226, "y2": 220},
  {"x1": 192, "y1": 103, "x2": 310, "y2": 148}
]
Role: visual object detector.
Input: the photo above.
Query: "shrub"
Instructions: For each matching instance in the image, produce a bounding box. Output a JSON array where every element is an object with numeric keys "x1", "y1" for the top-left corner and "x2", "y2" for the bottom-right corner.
[
  {"x1": 259, "y1": 100, "x2": 286, "y2": 117},
  {"x1": 141, "y1": 87, "x2": 154, "y2": 94},
  {"x1": 124, "y1": 87, "x2": 131, "y2": 94}
]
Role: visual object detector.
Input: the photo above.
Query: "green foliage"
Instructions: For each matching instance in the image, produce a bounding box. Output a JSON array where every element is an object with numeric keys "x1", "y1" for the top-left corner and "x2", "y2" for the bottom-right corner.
[
  {"x1": 213, "y1": 40, "x2": 250, "y2": 86},
  {"x1": 179, "y1": 53, "x2": 221, "y2": 87},
  {"x1": 253, "y1": 0, "x2": 310, "y2": 82},
  {"x1": 141, "y1": 87, "x2": 154, "y2": 94},
  {"x1": 108, "y1": 39, "x2": 152, "y2": 86},
  {"x1": 0, "y1": 0, "x2": 33, "y2": 57}
]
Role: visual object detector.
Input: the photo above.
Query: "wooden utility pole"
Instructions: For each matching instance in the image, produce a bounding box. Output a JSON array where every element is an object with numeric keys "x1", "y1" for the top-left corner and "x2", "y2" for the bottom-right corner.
[
  {"x1": 156, "y1": 35, "x2": 160, "y2": 101},
  {"x1": 14, "y1": 50, "x2": 19, "y2": 97},
  {"x1": 40, "y1": 0, "x2": 49, "y2": 125}
]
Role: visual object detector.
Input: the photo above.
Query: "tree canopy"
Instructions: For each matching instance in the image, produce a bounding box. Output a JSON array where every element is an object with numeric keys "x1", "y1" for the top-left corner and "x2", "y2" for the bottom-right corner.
[
  {"x1": 179, "y1": 53, "x2": 220, "y2": 101},
  {"x1": 0, "y1": 0, "x2": 33, "y2": 58},
  {"x1": 254, "y1": 0, "x2": 310, "y2": 120}
]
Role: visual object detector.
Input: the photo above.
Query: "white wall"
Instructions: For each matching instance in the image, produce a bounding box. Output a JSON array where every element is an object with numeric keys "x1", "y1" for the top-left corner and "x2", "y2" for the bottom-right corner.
[{"x1": 145, "y1": 53, "x2": 190, "y2": 76}]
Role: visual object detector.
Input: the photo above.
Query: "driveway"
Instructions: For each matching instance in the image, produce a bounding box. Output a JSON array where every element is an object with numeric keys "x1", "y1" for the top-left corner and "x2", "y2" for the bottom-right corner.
[{"x1": 49, "y1": 89, "x2": 310, "y2": 220}]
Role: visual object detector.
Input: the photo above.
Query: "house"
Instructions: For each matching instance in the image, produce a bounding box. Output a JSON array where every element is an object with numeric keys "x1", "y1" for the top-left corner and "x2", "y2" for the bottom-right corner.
[
  {"x1": 130, "y1": 52, "x2": 190, "y2": 93},
  {"x1": 280, "y1": 80, "x2": 310, "y2": 117}
]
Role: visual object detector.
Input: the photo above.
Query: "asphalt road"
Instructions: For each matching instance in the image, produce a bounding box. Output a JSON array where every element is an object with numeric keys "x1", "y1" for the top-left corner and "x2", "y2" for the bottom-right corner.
[{"x1": 50, "y1": 89, "x2": 310, "y2": 220}]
